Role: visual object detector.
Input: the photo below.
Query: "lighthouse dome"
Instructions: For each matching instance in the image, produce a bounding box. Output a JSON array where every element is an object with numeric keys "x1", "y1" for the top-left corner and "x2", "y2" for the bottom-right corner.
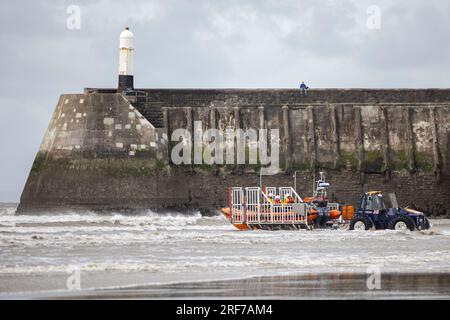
[{"x1": 120, "y1": 27, "x2": 134, "y2": 49}]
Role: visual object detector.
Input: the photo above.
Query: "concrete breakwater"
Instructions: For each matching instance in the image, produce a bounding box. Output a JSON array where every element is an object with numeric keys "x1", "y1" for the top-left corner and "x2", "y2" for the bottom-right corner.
[{"x1": 18, "y1": 89, "x2": 450, "y2": 216}]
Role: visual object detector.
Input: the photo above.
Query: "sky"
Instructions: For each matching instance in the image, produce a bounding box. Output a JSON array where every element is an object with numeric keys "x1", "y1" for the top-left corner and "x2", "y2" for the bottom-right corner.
[{"x1": 0, "y1": 0, "x2": 449, "y2": 202}]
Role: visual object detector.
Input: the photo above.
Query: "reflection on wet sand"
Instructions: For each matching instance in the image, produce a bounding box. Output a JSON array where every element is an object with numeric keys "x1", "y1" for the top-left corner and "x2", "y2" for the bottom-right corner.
[{"x1": 63, "y1": 273, "x2": 450, "y2": 299}]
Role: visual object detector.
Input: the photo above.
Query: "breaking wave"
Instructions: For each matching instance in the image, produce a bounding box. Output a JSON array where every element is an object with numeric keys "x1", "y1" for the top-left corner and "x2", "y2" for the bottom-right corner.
[{"x1": 0, "y1": 209, "x2": 204, "y2": 227}]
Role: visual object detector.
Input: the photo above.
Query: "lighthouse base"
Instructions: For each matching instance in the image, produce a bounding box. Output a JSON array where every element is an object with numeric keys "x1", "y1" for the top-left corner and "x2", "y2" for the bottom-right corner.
[{"x1": 118, "y1": 75, "x2": 134, "y2": 92}]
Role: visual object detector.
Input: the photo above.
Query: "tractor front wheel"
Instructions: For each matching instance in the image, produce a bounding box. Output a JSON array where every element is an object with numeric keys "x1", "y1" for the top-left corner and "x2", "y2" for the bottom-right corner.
[
  {"x1": 349, "y1": 216, "x2": 372, "y2": 231},
  {"x1": 388, "y1": 215, "x2": 415, "y2": 231}
]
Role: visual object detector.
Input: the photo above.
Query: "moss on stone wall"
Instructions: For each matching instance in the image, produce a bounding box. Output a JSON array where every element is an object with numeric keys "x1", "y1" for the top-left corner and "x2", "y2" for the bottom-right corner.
[
  {"x1": 103, "y1": 158, "x2": 170, "y2": 176},
  {"x1": 29, "y1": 147, "x2": 436, "y2": 180},
  {"x1": 155, "y1": 158, "x2": 168, "y2": 172},
  {"x1": 336, "y1": 152, "x2": 358, "y2": 170},
  {"x1": 392, "y1": 150, "x2": 409, "y2": 171},
  {"x1": 290, "y1": 161, "x2": 311, "y2": 172},
  {"x1": 32, "y1": 156, "x2": 168, "y2": 177},
  {"x1": 414, "y1": 151, "x2": 434, "y2": 172},
  {"x1": 31, "y1": 152, "x2": 48, "y2": 174},
  {"x1": 390, "y1": 150, "x2": 433, "y2": 172},
  {"x1": 365, "y1": 150, "x2": 384, "y2": 172}
]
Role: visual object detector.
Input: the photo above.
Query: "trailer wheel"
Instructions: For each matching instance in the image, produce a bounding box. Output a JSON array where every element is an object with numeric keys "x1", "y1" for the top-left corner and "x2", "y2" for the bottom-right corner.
[
  {"x1": 349, "y1": 216, "x2": 372, "y2": 230},
  {"x1": 388, "y1": 215, "x2": 415, "y2": 231}
]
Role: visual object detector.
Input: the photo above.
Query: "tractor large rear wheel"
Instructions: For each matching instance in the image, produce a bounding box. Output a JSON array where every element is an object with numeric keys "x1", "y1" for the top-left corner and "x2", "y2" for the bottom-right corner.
[
  {"x1": 388, "y1": 215, "x2": 415, "y2": 231},
  {"x1": 349, "y1": 215, "x2": 372, "y2": 231}
]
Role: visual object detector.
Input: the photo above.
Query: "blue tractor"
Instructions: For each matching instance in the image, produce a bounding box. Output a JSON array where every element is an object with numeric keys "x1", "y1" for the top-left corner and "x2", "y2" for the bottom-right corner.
[{"x1": 349, "y1": 191, "x2": 430, "y2": 231}]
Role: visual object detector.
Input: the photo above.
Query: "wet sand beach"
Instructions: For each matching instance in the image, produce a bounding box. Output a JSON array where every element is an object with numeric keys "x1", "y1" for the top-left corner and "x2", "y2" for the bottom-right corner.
[{"x1": 6, "y1": 272, "x2": 450, "y2": 299}]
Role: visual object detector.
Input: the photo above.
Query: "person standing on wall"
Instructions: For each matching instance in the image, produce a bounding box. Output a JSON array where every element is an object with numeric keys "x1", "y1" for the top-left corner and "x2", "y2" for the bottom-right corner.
[{"x1": 300, "y1": 81, "x2": 309, "y2": 96}]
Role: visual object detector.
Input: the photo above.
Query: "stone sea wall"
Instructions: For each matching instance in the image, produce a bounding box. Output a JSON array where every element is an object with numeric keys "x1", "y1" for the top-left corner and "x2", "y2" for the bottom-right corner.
[{"x1": 18, "y1": 89, "x2": 450, "y2": 216}]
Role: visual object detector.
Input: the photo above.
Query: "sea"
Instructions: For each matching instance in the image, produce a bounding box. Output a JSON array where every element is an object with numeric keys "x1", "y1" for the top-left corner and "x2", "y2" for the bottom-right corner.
[{"x1": 1, "y1": 203, "x2": 449, "y2": 299}]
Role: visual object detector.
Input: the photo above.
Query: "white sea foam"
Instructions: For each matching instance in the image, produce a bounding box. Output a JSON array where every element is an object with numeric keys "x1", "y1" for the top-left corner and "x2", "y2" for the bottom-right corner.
[
  {"x1": 1, "y1": 249, "x2": 449, "y2": 275},
  {"x1": 0, "y1": 210, "x2": 203, "y2": 226}
]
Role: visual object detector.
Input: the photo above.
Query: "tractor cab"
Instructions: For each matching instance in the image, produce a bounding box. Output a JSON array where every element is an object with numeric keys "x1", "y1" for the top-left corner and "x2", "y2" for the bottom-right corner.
[
  {"x1": 358, "y1": 191, "x2": 399, "y2": 215},
  {"x1": 359, "y1": 191, "x2": 385, "y2": 212}
]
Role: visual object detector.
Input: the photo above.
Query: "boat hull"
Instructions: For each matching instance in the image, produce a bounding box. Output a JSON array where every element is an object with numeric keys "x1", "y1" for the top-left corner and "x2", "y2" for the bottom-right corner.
[{"x1": 221, "y1": 207, "x2": 322, "y2": 230}]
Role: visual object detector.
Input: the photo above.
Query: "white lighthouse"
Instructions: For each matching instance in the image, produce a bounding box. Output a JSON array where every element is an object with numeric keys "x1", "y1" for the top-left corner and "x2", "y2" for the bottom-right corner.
[{"x1": 118, "y1": 27, "x2": 135, "y2": 92}]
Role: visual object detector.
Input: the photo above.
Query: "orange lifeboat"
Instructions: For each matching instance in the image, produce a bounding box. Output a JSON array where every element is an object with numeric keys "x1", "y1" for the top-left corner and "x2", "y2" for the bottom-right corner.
[
  {"x1": 221, "y1": 207, "x2": 232, "y2": 220},
  {"x1": 329, "y1": 210, "x2": 341, "y2": 220},
  {"x1": 308, "y1": 209, "x2": 340, "y2": 219}
]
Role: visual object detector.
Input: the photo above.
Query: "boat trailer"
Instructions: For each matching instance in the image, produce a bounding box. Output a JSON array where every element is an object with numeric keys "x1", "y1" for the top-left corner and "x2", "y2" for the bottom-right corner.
[{"x1": 222, "y1": 186, "x2": 344, "y2": 231}]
